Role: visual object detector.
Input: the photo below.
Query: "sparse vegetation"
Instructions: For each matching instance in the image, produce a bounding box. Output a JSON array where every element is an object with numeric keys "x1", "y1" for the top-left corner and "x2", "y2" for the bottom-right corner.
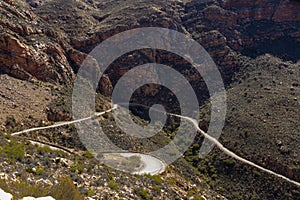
[
  {"x1": 83, "y1": 151, "x2": 94, "y2": 159},
  {"x1": 145, "y1": 174, "x2": 163, "y2": 185},
  {"x1": 108, "y1": 180, "x2": 119, "y2": 190},
  {"x1": 0, "y1": 139, "x2": 25, "y2": 162},
  {"x1": 70, "y1": 160, "x2": 85, "y2": 173},
  {"x1": 49, "y1": 176, "x2": 84, "y2": 200},
  {"x1": 134, "y1": 188, "x2": 151, "y2": 200},
  {"x1": 5, "y1": 116, "x2": 17, "y2": 128},
  {"x1": 0, "y1": 176, "x2": 83, "y2": 200},
  {"x1": 184, "y1": 54, "x2": 300, "y2": 199}
]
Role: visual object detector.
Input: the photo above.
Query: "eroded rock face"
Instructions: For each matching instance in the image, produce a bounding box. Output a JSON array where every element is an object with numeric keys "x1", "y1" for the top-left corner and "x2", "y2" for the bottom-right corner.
[
  {"x1": 223, "y1": 0, "x2": 300, "y2": 22},
  {"x1": 16, "y1": 0, "x2": 298, "y2": 89},
  {"x1": 183, "y1": 0, "x2": 300, "y2": 61},
  {"x1": 0, "y1": 0, "x2": 75, "y2": 84},
  {"x1": 3, "y1": 0, "x2": 299, "y2": 88},
  {"x1": 21, "y1": 0, "x2": 299, "y2": 105},
  {"x1": 27, "y1": 0, "x2": 191, "y2": 98},
  {"x1": 32, "y1": 0, "x2": 186, "y2": 53},
  {"x1": 3, "y1": 0, "x2": 298, "y2": 101}
]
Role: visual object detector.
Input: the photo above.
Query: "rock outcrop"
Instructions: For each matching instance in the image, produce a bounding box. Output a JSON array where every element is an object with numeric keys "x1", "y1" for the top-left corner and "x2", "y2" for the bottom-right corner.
[
  {"x1": 2, "y1": 0, "x2": 299, "y2": 86},
  {"x1": 0, "y1": 188, "x2": 12, "y2": 200},
  {"x1": 22, "y1": 196, "x2": 55, "y2": 200},
  {"x1": 183, "y1": 0, "x2": 300, "y2": 61},
  {"x1": 0, "y1": 0, "x2": 75, "y2": 84},
  {"x1": 32, "y1": 0, "x2": 186, "y2": 52}
]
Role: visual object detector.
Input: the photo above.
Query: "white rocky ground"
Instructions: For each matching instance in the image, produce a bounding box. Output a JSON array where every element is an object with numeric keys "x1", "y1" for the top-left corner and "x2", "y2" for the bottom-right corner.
[
  {"x1": 0, "y1": 188, "x2": 56, "y2": 200},
  {"x1": 0, "y1": 188, "x2": 13, "y2": 200},
  {"x1": 0, "y1": 186, "x2": 99, "y2": 200}
]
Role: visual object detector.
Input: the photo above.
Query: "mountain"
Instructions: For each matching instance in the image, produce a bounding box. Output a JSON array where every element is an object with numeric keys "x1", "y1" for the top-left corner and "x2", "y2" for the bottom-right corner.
[{"x1": 0, "y1": 0, "x2": 299, "y2": 199}]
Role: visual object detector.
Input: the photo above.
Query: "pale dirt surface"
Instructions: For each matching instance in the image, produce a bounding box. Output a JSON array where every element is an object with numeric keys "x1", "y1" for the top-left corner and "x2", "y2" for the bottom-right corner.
[
  {"x1": 102, "y1": 153, "x2": 167, "y2": 175},
  {"x1": 0, "y1": 74, "x2": 56, "y2": 130}
]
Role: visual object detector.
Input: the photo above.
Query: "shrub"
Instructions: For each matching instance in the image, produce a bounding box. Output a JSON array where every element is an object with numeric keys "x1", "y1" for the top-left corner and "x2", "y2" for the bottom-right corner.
[
  {"x1": 67, "y1": 124, "x2": 77, "y2": 132},
  {"x1": 135, "y1": 188, "x2": 151, "y2": 200},
  {"x1": 153, "y1": 185, "x2": 161, "y2": 194},
  {"x1": 192, "y1": 194, "x2": 205, "y2": 200},
  {"x1": 223, "y1": 158, "x2": 235, "y2": 167},
  {"x1": 86, "y1": 189, "x2": 94, "y2": 197},
  {"x1": 83, "y1": 151, "x2": 94, "y2": 159},
  {"x1": 146, "y1": 174, "x2": 163, "y2": 185},
  {"x1": 0, "y1": 140, "x2": 25, "y2": 161},
  {"x1": 108, "y1": 180, "x2": 118, "y2": 190},
  {"x1": 102, "y1": 113, "x2": 109, "y2": 119},
  {"x1": 35, "y1": 167, "x2": 44, "y2": 175},
  {"x1": 70, "y1": 160, "x2": 84, "y2": 173},
  {"x1": 5, "y1": 116, "x2": 17, "y2": 128},
  {"x1": 0, "y1": 176, "x2": 83, "y2": 200},
  {"x1": 50, "y1": 176, "x2": 84, "y2": 200},
  {"x1": 253, "y1": 170, "x2": 261, "y2": 177},
  {"x1": 0, "y1": 179, "x2": 49, "y2": 198}
]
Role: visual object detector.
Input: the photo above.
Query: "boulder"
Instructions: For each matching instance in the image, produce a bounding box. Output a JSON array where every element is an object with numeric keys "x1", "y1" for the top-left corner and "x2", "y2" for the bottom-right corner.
[
  {"x1": 0, "y1": 188, "x2": 13, "y2": 200},
  {"x1": 22, "y1": 196, "x2": 56, "y2": 200}
]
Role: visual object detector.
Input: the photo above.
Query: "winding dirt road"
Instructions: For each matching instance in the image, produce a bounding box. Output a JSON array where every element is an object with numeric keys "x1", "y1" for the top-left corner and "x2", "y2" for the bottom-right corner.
[
  {"x1": 11, "y1": 105, "x2": 118, "y2": 136},
  {"x1": 173, "y1": 114, "x2": 300, "y2": 187},
  {"x1": 9, "y1": 103, "x2": 300, "y2": 186},
  {"x1": 117, "y1": 102, "x2": 300, "y2": 187}
]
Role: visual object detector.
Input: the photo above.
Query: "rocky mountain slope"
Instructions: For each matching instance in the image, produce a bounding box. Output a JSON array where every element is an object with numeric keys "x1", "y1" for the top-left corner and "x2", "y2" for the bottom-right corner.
[
  {"x1": 0, "y1": 0, "x2": 299, "y2": 199},
  {"x1": 186, "y1": 54, "x2": 300, "y2": 200},
  {"x1": 183, "y1": 0, "x2": 300, "y2": 61},
  {"x1": 2, "y1": 0, "x2": 299, "y2": 85},
  {"x1": 0, "y1": 0, "x2": 75, "y2": 84}
]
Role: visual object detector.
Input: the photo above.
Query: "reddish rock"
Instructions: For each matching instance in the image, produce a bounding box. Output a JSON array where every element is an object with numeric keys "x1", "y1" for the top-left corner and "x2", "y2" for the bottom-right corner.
[
  {"x1": 223, "y1": 0, "x2": 300, "y2": 22},
  {"x1": 202, "y1": 5, "x2": 238, "y2": 27},
  {"x1": 0, "y1": 0, "x2": 75, "y2": 84},
  {"x1": 46, "y1": 107, "x2": 72, "y2": 122},
  {"x1": 184, "y1": 0, "x2": 300, "y2": 62},
  {"x1": 273, "y1": 1, "x2": 300, "y2": 22}
]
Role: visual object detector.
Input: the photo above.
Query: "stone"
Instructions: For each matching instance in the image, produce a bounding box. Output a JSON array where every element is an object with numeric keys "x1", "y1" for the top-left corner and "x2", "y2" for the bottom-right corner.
[
  {"x1": 0, "y1": 188, "x2": 13, "y2": 200},
  {"x1": 0, "y1": 0, "x2": 75, "y2": 84},
  {"x1": 22, "y1": 197, "x2": 56, "y2": 200}
]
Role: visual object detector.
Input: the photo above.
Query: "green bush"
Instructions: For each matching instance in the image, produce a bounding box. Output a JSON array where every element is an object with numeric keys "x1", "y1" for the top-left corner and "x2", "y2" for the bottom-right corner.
[
  {"x1": 0, "y1": 140, "x2": 25, "y2": 161},
  {"x1": 86, "y1": 189, "x2": 94, "y2": 197},
  {"x1": 135, "y1": 188, "x2": 151, "y2": 200},
  {"x1": 108, "y1": 180, "x2": 119, "y2": 190},
  {"x1": 153, "y1": 185, "x2": 161, "y2": 194},
  {"x1": 5, "y1": 116, "x2": 17, "y2": 128},
  {"x1": 192, "y1": 194, "x2": 205, "y2": 200},
  {"x1": 70, "y1": 160, "x2": 84, "y2": 173},
  {"x1": 0, "y1": 176, "x2": 83, "y2": 200},
  {"x1": 146, "y1": 174, "x2": 163, "y2": 185},
  {"x1": 35, "y1": 167, "x2": 44, "y2": 175},
  {"x1": 50, "y1": 176, "x2": 84, "y2": 200},
  {"x1": 83, "y1": 151, "x2": 94, "y2": 159}
]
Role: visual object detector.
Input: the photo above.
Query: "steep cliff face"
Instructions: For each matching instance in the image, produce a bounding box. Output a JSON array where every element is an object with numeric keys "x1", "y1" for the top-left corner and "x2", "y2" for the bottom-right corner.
[
  {"x1": 29, "y1": 0, "x2": 203, "y2": 104},
  {"x1": 183, "y1": 0, "x2": 300, "y2": 61},
  {"x1": 223, "y1": 0, "x2": 300, "y2": 22},
  {"x1": 16, "y1": 0, "x2": 298, "y2": 120},
  {"x1": 32, "y1": 0, "x2": 185, "y2": 53},
  {"x1": 0, "y1": 0, "x2": 75, "y2": 84},
  {"x1": 2, "y1": 0, "x2": 299, "y2": 85}
]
